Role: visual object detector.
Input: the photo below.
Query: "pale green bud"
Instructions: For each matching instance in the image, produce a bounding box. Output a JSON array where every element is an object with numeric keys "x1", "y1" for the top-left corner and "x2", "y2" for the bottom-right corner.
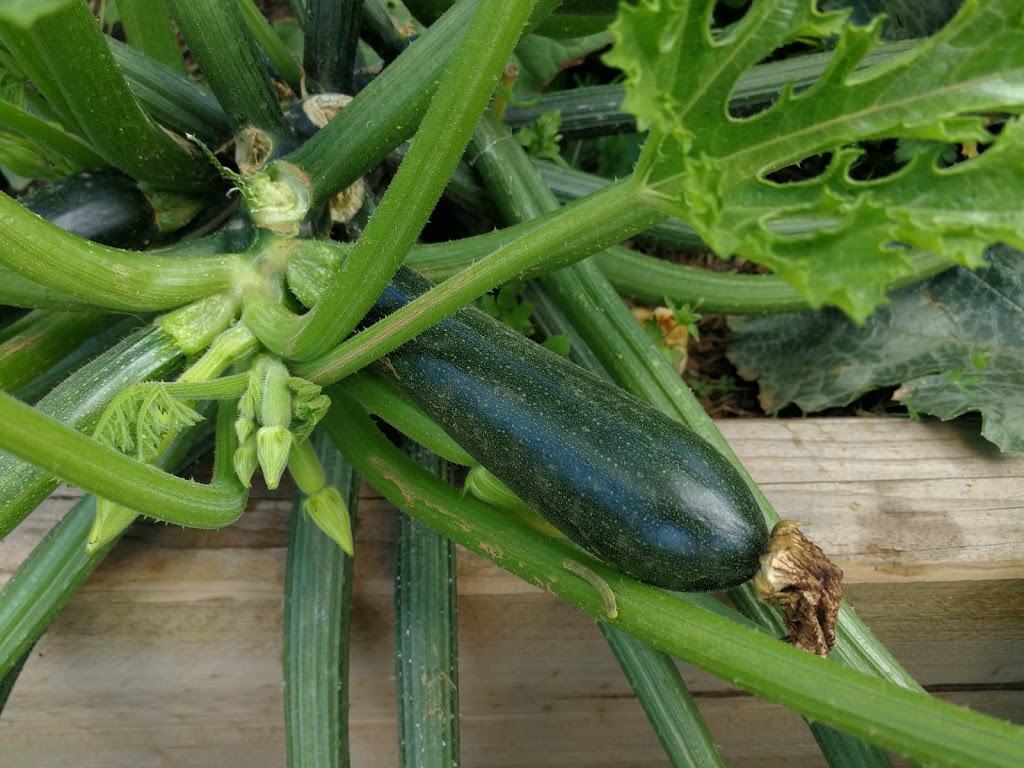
[
  {"x1": 233, "y1": 435, "x2": 259, "y2": 489},
  {"x1": 235, "y1": 415, "x2": 255, "y2": 445},
  {"x1": 303, "y1": 486, "x2": 354, "y2": 555},
  {"x1": 87, "y1": 498, "x2": 138, "y2": 553},
  {"x1": 257, "y1": 425, "x2": 293, "y2": 490}
]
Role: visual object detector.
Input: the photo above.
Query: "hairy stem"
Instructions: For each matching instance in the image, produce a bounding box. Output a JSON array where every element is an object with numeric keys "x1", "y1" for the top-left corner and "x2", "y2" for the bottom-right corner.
[
  {"x1": 245, "y1": 0, "x2": 538, "y2": 359},
  {"x1": 0, "y1": 391, "x2": 246, "y2": 528},
  {"x1": 0, "y1": 193, "x2": 242, "y2": 311},
  {"x1": 296, "y1": 178, "x2": 654, "y2": 382}
]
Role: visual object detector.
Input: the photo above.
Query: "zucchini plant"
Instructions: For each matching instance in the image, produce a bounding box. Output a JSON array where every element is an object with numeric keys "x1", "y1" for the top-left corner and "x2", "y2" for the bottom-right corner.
[{"x1": 0, "y1": 0, "x2": 1022, "y2": 766}]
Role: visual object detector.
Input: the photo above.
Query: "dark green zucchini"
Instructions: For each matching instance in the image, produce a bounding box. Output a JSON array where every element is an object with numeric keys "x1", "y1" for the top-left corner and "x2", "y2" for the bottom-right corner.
[
  {"x1": 20, "y1": 168, "x2": 157, "y2": 248},
  {"x1": 363, "y1": 268, "x2": 769, "y2": 592}
]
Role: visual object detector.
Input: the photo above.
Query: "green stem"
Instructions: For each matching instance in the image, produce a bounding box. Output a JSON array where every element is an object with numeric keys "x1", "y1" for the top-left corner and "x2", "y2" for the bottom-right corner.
[
  {"x1": 0, "y1": 311, "x2": 112, "y2": 394},
  {"x1": 0, "y1": 193, "x2": 242, "y2": 310},
  {"x1": 0, "y1": 265, "x2": 93, "y2": 310},
  {"x1": 283, "y1": 430, "x2": 358, "y2": 768},
  {"x1": 0, "y1": 1, "x2": 213, "y2": 192},
  {"x1": 164, "y1": 0, "x2": 293, "y2": 143},
  {"x1": 235, "y1": 0, "x2": 305, "y2": 96},
  {"x1": 593, "y1": 246, "x2": 952, "y2": 313},
  {"x1": 301, "y1": 0, "x2": 363, "y2": 93},
  {"x1": 395, "y1": 440, "x2": 460, "y2": 768},
  {"x1": 108, "y1": 38, "x2": 232, "y2": 145},
  {"x1": 118, "y1": 0, "x2": 189, "y2": 75},
  {"x1": 0, "y1": 389, "x2": 246, "y2": 528},
  {"x1": 324, "y1": 396, "x2": 1024, "y2": 768},
  {"x1": 0, "y1": 101, "x2": 106, "y2": 170},
  {"x1": 337, "y1": 372, "x2": 477, "y2": 466},
  {"x1": 296, "y1": 179, "x2": 654, "y2": 382},
  {"x1": 274, "y1": 0, "x2": 564, "y2": 211},
  {"x1": 245, "y1": 0, "x2": 539, "y2": 359},
  {"x1": 360, "y1": 0, "x2": 414, "y2": 62},
  {"x1": 601, "y1": 625, "x2": 725, "y2": 768}
]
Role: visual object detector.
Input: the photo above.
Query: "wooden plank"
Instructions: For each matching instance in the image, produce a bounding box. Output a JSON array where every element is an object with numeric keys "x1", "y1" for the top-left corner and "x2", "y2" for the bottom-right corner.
[{"x1": 0, "y1": 418, "x2": 1022, "y2": 766}]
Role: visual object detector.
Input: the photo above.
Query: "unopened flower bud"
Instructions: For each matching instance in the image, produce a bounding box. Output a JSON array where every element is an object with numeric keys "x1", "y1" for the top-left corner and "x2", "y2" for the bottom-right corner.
[
  {"x1": 257, "y1": 425, "x2": 293, "y2": 490},
  {"x1": 233, "y1": 435, "x2": 259, "y2": 488},
  {"x1": 304, "y1": 485, "x2": 353, "y2": 555},
  {"x1": 87, "y1": 498, "x2": 138, "y2": 553}
]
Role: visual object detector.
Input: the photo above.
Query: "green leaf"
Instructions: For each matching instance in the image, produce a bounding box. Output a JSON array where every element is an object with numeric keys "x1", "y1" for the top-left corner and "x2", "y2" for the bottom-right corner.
[
  {"x1": 513, "y1": 30, "x2": 613, "y2": 100},
  {"x1": 0, "y1": 0, "x2": 72, "y2": 27},
  {"x1": 604, "y1": 0, "x2": 1024, "y2": 320},
  {"x1": 727, "y1": 244, "x2": 1024, "y2": 452}
]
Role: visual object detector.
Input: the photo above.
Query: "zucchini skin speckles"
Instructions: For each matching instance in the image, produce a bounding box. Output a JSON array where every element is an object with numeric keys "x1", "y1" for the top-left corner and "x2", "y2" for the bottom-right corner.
[{"x1": 367, "y1": 268, "x2": 769, "y2": 592}]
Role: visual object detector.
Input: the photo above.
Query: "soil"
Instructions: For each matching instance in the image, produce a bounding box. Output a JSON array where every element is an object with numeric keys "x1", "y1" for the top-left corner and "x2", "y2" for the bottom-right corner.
[{"x1": 631, "y1": 245, "x2": 902, "y2": 420}]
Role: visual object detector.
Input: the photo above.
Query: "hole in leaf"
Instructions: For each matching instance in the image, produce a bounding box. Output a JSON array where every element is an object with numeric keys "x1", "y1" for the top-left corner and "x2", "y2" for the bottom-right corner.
[
  {"x1": 763, "y1": 152, "x2": 833, "y2": 184},
  {"x1": 845, "y1": 139, "x2": 907, "y2": 181},
  {"x1": 711, "y1": 0, "x2": 753, "y2": 38},
  {"x1": 893, "y1": 119, "x2": 1003, "y2": 174}
]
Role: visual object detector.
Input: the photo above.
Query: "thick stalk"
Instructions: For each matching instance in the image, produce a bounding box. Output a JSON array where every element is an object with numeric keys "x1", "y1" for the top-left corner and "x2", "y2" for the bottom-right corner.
[
  {"x1": 164, "y1": 0, "x2": 293, "y2": 143},
  {"x1": 109, "y1": 39, "x2": 231, "y2": 145},
  {"x1": 274, "y1": 0, "x2": 564, "y2": 210},
  {"x1": 324, "y1": 398, "x2": 1024, "y2": 768},
  {"x1": 0, "y1": 266, "x2": 103, "y2": 310},
  {"x1": 235, "y1": 0, "x2": 304, "y2": 96},
  {"x1": 0, "y1": 390, "x2": 246, "y2": 527},
  {"x1": 118, "y1": 0, "x2": 188, "y2": 74},
  {"x1": 0, "y1": 193, "x2": 241, "y2": 310},
  {"x1": 302, "y1": 0, "x2": 363, "y2": 93},
  {"x1": 395, "y1": 441, "x2": 460, "y2": 768},
  {"x1": 283, "y1": 430, "x2": 358, "y2": 768},
  {"x1": 0, "y1": 1, "x2": 212, "y2": 191},
  {"x1": 245, "y1": 0, "x2": 538, "y2": 359},
  {"x1": 601, "y1": 625, "x2": 725, "y2": 768},
  {"x1": 592, "y1": 246, "x2": 952, "y2": 313},
  {"x1": 296, "y1": 179, "x2": 655, "y2": 382}
]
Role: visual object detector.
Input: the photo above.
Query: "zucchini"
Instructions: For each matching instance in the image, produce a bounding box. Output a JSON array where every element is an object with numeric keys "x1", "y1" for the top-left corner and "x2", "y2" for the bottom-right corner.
[
  {"x1": 362, "y1": 268, "x2": 769, "y2": 592},
  {"x1": 20, "y1": 168, "x2": 157, "y2": 248}
]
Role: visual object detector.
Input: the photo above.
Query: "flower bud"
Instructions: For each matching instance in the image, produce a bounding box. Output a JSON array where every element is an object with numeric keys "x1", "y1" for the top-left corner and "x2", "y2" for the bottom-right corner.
[
  {"x1": 233, "y1": 434, "x2": 259, "y2": 488},
  {"x1": 303, "y1": 486, "x2": 354, "y2": 555},
  {"x1": 257, "y1": 425, "x2": 293, "y2": 490},
  {"x1": 87, "y1": 498, "x2": 138, "y2": 553}
]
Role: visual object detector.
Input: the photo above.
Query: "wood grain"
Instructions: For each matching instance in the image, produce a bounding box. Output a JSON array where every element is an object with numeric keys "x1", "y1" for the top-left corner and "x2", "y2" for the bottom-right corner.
[{"x1": 1, "y1": 418, "x2": 1021, "y2": 767}]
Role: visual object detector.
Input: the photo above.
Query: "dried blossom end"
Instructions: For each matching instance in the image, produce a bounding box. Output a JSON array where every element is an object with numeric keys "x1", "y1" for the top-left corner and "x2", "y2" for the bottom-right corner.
[{"x1": 755, "y1": 519, "x2": 843, "y2": 658}]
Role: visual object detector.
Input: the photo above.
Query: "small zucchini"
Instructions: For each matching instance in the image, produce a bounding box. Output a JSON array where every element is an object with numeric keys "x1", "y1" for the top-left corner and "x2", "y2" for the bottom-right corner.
[
  {"x1": 21, "y1": 168, "x2": 157, "y2": 248},
  {"x1": 364, "y1": 268, "x2": 769, "y2": 592}
]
